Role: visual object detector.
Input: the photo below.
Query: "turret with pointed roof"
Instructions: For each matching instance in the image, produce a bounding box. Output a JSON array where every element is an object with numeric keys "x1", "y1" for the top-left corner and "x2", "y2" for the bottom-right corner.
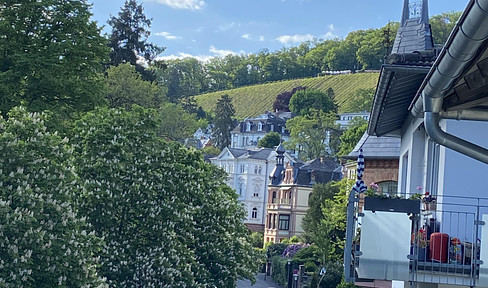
[
  {"x1": 392, "y1": 0, "x2": 434, "y2": 53},
  {"x1": 269, "y1": 144, "x2": 286, "y2": 186}
]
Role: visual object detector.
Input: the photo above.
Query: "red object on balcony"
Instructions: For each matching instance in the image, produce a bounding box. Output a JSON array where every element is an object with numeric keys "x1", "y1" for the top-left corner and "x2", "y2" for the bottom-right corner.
[{"x1": 430, "y1": 232, "x2": 449, "y2": 263}]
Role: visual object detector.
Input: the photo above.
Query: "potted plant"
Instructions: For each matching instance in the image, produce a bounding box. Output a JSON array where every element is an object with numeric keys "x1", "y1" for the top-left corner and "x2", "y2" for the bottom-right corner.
[
  {"x1": 363, "y1": 184, "x2": 420, "y2": 214},
  {"x1": 422, "y1": 191, "x2": 436, "y2": 211},
  {"x1": 411, "y1": 228, "x2": 429, "y2": 261}
]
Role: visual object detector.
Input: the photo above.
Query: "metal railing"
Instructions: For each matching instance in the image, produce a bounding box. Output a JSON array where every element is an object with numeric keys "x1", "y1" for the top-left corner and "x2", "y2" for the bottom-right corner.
[{"x1": 346, "y1": 193, "x2": 488, "y2": 286}]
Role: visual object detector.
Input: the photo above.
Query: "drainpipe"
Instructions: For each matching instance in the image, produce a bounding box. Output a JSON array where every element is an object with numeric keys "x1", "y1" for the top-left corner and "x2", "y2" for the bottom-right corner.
[{"x1": 416, "y1": 0, "x2": 488, "y2": 164}]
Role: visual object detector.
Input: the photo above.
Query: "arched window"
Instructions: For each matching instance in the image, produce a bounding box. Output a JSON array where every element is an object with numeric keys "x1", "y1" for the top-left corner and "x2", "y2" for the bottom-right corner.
[
  {"x1": 251, "y1": 208, "x2": 258, "y2": 219},
  {"x1": 258, "y1": 122, "x2": 263, "y2": 131}
]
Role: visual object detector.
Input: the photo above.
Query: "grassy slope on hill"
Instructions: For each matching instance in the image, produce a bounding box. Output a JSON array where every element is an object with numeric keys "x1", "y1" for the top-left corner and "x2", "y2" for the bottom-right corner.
[{"x1": 195, "y1": 72, "x2": 379, "y2": 119}]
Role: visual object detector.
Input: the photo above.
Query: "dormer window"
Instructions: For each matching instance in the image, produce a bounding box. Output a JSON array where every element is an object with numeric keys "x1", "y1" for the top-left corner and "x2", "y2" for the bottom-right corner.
[
  {"x1": 246, "y1": 122, "x2": 252, "y2": 131},
  {"x1": 257, "y1": 122, "x2": 263, "y2": 131},
  {"x1": 281, "y1": 126, "x2": 285, "y2": 133},
  {"x1": 270, "y1": 124, "x2": 274, "y2": 131}
]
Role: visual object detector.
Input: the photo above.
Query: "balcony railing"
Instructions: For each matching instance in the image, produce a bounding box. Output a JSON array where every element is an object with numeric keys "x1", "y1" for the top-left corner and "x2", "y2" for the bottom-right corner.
[
  {"x1": 271, "y1": 198, "x2": 291, "y2": 205},
  {"x1": 346, "y1": 194, "x2": 488, "y2": 286}
]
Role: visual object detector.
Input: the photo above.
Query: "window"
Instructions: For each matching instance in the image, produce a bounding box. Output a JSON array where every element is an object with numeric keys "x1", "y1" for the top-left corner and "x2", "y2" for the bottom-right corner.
[
  {"x1": 378, "y1": 181, "x2": 398, "y2": 194},
  {"x1": 281, "y1": 126, "x2": 285, "y2": 133},
  {"x1": 270, "y1": 124, "x2": 274, "y2": 131},
  {"x1": 246, "y1": 122, "x2": 251, "y2": 131},
  {"x1": 253, "y1": 184, "x2": 260, "y2": 197},
  {"x1": 251, "y1": 208, "x2": 258, "y2": 219},
  {"x1": 258, "y1": 122, "x2": 263, "y2": 131},
  {"x1": 254, "y1": 165, "x2": 262, "y2": 175},
  {"x1": 240, "y1": 164, "x2": 245, "y2": 173},
  {"x1": 279, "y1": 215, "x2": 290, "y2": 230},
  {"x1": 239, "y1": 183, "x2": 243, "y2": 195}
]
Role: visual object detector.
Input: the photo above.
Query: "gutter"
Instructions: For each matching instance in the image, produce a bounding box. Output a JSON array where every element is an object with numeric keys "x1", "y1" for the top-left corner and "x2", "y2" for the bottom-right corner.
[{"x1": 412, "y1": 0, "x2": 488, "y2": 164}]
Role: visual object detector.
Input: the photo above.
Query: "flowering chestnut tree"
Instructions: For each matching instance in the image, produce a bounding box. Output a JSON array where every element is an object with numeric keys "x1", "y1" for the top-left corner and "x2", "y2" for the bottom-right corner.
[
  {"x1": 0, "y1": 107, "x2": 106, "y2": 287},
  {"x1": 72, "y1": 107, "x2": 258, "y2": 287}
]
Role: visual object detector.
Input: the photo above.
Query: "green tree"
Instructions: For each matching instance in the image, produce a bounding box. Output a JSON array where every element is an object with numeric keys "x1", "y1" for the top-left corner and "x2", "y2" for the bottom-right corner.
[
  {"x1": 289, "y1": 89, "x2": 337, "y2": 116},
  {"x1": 0, "y1": 0, "x2": 109, "y2": 125},
  {"x1": 104, "y1": 63, "x2": 166, "y2": 109},
  {"x1": 285, "y1": 110, "x2": 340, "y2": 160},
  {"x1": 430, "y1": 12, "x2": 462, "y2": 45},
  {"x1": 0, "y1": 107, "x2": 106, "y2": 287},
  {"x1": 72, "y1": 107, "x2": 258, "y2": 287},
  {"x1": 107, "y1": 0, "x2": 164, "y2": 80},
  {"x1": 337, "y1": 121, "x2": 368, "y2": 157},
  {"x1": 258, "y1": 132, "x2": 281, "y2": 148},
  {"x1": 212, "y1": 95, "x2": 236, "y2": 149},
  {"x1": 158, "y1": 58, "x2": 208, "y2": 102},
  {"x1": 302, "y1": 182, "x2": 340, "y2": 243},
  {"x1": 201, "y1": 145, "x2": 221, "y2": 157},
  {"x1": 342, "y1": 88, "x2": 375, "y2": 113},
  {"x1": 157, "y1": 102, "x2": 202, "y2": 141}
]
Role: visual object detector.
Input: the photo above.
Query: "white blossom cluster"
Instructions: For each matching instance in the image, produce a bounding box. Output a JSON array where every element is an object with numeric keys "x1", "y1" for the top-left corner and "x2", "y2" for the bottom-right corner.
[
  {"x1": 72, "y1": 107, "x2": 259, "y2": 287},
  {"x1": 0, "y1": 107, "x2": 107, "y2": 287},
  {"x1": 0, "y1": 106, "x2": 258, "y2": 287}
]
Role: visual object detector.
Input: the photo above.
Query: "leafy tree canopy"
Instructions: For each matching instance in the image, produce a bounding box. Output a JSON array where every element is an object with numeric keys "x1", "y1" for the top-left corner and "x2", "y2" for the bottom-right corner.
[
  {"x1": 273, "y1": 86, "x2": 306, "y2": 113},
  {"x1": 430, "y1": 11, "x2": 462, "y2": 45},
  {"x1": 289, "y1": 89, "x2": 337, "y2": 116},
  {"x1": 212, "y1": 94, "x2": 236, "y2": 150},
  {"x1": 337, "y1": 120, "x2": 368, "y2": 157},
  {"x1": 72, "y1": 106, "x2": 258, "y2": 287},
  {"x1": 258, "y1": 132, "x2": 282, "y2": 148},
  {"x1": 0, "y1": 107, "x2": 106, "y2": 287},
  {"x1": 157, "y1": 102, "x2": 204, "y2": 141},
  {"x1": 107, "y1": 0, "x2": 164, "y2": 80},
  {"x1": 285, "y1": 109, "x2": 340, "y2": 160},
  {"x1": 104, "y1": 63, "x2": 167, "y2": 109},
  {"x1": 0, "y1": 0, "x2": 109, "y2": 127}
]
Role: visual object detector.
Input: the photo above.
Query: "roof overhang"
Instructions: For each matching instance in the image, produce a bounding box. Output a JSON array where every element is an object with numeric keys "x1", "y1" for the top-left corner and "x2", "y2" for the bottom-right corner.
[{"x1": 368, "y1": 65, "x2": 431, "y2": 136}]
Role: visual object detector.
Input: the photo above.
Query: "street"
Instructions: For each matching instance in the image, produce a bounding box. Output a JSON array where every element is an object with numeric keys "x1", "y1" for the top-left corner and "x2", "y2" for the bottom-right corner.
[{"x1": 236, "y1": 273, "x2": 283, "y2": 288}]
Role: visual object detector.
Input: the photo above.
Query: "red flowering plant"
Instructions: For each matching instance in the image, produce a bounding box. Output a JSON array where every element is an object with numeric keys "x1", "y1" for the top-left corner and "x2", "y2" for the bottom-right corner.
[
  {"x1": 422, "y1": 191, "x2": 436, "y2": 203},
  {"x1": 411, "y1": 228, "x2": 428, "y2": 248}
]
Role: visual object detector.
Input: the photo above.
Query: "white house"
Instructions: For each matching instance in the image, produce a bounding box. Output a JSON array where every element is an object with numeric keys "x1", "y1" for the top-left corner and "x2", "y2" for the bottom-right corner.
[
  {"x1": 210, "y1": 146, "x2": 297, "y2": 232},
  {"x1": 230, "y1": 111, "x2": 292, "y2": 149},
  {"x1": 336, "y1": 111, "x2": 370, "y2": 129},
  {"x1": 345, "y1": 1, "x2": 488, "y2": 288}
]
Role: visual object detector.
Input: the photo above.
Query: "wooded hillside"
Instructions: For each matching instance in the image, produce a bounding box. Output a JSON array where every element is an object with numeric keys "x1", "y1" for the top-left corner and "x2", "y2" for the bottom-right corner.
[{"x1": 195, "y1": 72, "x2": 379, "y2": 119}]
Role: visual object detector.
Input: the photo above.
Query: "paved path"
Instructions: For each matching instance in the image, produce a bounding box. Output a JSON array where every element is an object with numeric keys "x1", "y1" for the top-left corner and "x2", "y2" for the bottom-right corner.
[{"x1": 236, "y1": 273, "x2": 283, "y2": 288}]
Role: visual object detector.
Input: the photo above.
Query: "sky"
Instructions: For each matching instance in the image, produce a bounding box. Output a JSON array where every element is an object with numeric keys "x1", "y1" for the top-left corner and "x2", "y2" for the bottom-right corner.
[{"x1": 87, "y1": 0, "x2": 469, "y2": 62}]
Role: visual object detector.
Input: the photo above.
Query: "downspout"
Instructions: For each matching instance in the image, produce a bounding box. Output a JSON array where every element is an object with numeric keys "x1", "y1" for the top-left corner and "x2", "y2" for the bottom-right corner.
[{"x1": 417, "y1": 0, "x2": 488, "y2": 164}]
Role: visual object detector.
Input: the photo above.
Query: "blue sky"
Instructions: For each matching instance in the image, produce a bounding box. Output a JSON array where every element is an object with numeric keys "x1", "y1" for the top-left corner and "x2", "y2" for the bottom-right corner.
[{"x1": 88, "y1": 0, "x2": 468, "y2": 61}]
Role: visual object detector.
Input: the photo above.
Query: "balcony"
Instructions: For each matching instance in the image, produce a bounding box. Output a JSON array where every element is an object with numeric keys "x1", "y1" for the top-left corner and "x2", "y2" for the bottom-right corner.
[
  {"x1": 267, "y1": 198, "x2": 292, "y2": 210},
  {"x1": 347, "y1": 195, "x2": 488, "y2": 286}
]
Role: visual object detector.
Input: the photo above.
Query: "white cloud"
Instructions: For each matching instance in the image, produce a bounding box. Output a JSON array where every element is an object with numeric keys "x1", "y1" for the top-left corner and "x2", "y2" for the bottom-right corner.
[
  {"x1": 155, "y1": 46, "x2": 240, "y2": 62},
  {"x1": 156, "y1": 52, "x2": 212, "y2": 62},
  {"x1": 321, "y1": 31, "x2": 338, "y2": 39},
  {"x1": 241, "y1": 34, "x2": 251, "y2": 40},
  {"x1": 276, "y1": 34, "x2": 315, "y2": 45},
  {"x1": 329, "y1": 24, "x2": 335, "y2": 31},
  {"x1": 209, "y1": 45, "x2": 237, "y2": 57},
  {"x1": 147, "y1": 0, "x2": 205, "y2": 10},
  {"x1": 216, "y1": 22, "x2": 238, "y2": 32},
  {"x1": 259, "y1": 36, "x2": 265, "y2": 42},
  {"x1": 154, "y1": 31, "x2": 182, "y2": 40}
]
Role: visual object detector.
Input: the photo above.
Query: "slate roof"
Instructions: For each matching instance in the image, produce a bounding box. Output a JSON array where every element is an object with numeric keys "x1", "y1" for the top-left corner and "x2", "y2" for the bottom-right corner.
[
  {"x1": 368, "y1": 0, "x2": 436, "y2": 136},
  {"x1": 346, "y1": 132, "x2": 401, "y2": 160},
  {"x1": 392, "y1": 0, "x2": 433, "y2": 54},
  {"x1": 293, "y1": 158, "x2": 342, "y2": 186}
]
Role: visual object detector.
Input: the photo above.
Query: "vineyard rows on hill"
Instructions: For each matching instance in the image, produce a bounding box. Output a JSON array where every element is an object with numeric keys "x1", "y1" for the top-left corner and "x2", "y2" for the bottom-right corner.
[{"x1": 195, "y1": 73, "x2": 379, "y2": 119}]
